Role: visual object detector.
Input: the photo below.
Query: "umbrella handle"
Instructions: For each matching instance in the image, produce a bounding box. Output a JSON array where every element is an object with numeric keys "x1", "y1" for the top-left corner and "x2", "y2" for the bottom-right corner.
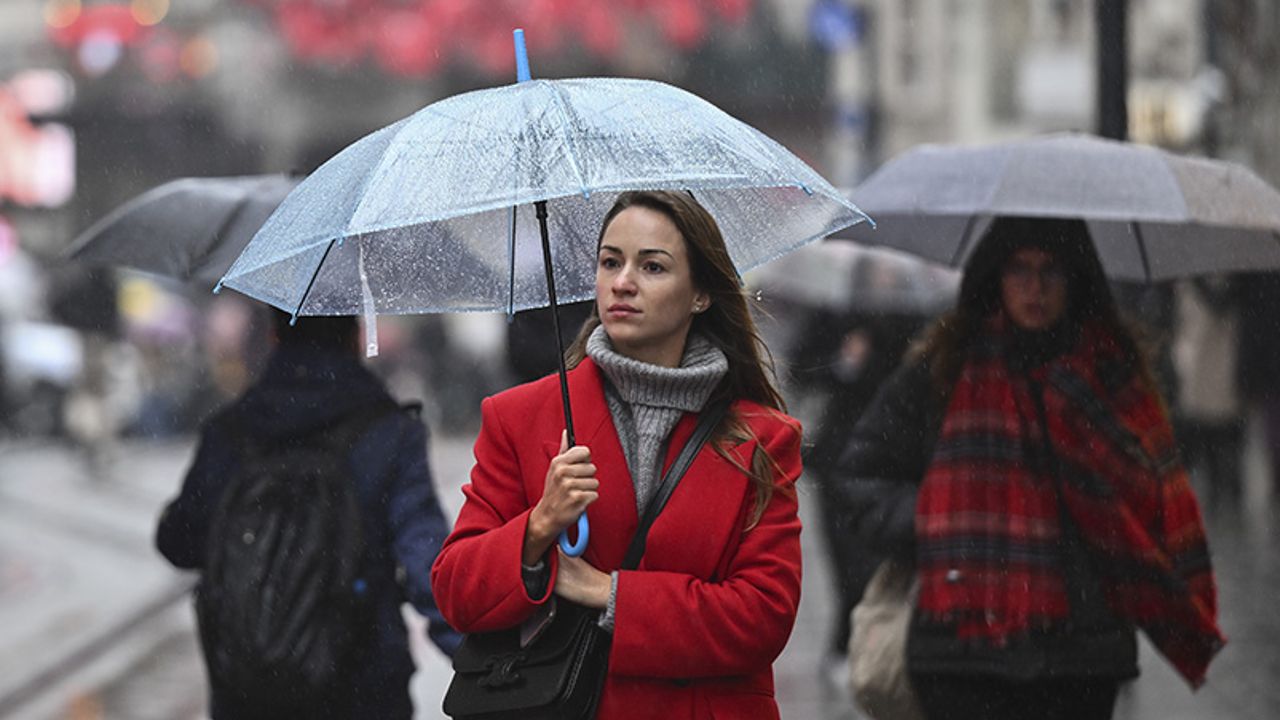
[{"x1": 559, "y1": 514, "x2": 589, "y2": 557}]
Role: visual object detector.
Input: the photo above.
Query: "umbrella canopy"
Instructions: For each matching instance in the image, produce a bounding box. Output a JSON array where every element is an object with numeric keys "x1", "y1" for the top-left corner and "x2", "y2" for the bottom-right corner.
[
  {"x1": 67, "y1": 174, "x2": 300, "y2": 289},
  {"x1": 217, "y1": 69, "x2": 868, "y2": 557},
  {"x1": 217, "y1": 77, "x2": 868, "y2": 317},
  {"x1": 752, "y1": 242, "x2": 957, "y2": 316},
  {"x1": 835, "y1": 133, "x2": 1280, "y2": 281}
]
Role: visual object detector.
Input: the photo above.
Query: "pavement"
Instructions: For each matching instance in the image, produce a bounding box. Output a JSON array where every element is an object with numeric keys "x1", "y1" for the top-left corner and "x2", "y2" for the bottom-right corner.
[{"x1": 1, "y1": 420, "x2": 1278, "y2": 719}]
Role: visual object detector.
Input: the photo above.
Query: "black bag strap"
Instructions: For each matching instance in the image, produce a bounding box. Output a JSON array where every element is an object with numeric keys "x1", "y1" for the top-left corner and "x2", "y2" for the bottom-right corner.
[{"x1": 620, "y1": 400, "x2": 730, "y2": 570}]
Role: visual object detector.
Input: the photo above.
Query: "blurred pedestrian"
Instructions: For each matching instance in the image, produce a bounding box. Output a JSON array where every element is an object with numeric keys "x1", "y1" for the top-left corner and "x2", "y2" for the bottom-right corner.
[
  {"x1": 505, "y1": 300, "x2": 593, "y2": 385},
  {"x1": 156, "y1": 310, "x2": 460, "y2": 720},
  {"x1": 431, "y1": 190, "x2": 803, "y2": 719},
  {"x1": 789, "y1": 306, "x2": 921, "y2": 675},
  {"x1": 47, "y1": 265, "x2": 134, "y2": 478},
  {"x1": 1236, "y1": 271, "x2": 1280, "y2": 499},
  {"x1": 1172, "y1": 276, "x2": 1245, "y2": 508},
  {"x1": 834, "y1": 217, "x2": 1224, "y2": 720}
]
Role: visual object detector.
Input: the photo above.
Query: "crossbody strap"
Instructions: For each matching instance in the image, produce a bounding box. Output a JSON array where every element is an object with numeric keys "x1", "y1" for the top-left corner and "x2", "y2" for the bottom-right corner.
[{"x1": 620, "y1": 400, "x2": 730, "y2": 570}]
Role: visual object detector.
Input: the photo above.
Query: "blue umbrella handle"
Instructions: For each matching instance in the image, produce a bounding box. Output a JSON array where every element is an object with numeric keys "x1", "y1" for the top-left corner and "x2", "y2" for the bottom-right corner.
[{"x1": 559, "y1": 514, "x2": 589, "y2": 556}]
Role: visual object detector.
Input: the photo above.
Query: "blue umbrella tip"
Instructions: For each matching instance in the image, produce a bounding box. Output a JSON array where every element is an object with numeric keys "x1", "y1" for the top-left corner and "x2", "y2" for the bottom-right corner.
[{"x1": 513, "y1": 29, "x2": 531, "y2": 83}]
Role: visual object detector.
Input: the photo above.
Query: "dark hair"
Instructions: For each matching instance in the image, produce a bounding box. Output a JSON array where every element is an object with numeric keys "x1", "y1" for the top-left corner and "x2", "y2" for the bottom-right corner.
[
  {"x1": 911, "y1": 216, "x2": 1156, "y2": 395},
  {"x1": 565, "y1": 190, "x2": 792, "y2": 525},
  {"x1": 271, "y1": 310, "x2": 359, "y2": 350}
]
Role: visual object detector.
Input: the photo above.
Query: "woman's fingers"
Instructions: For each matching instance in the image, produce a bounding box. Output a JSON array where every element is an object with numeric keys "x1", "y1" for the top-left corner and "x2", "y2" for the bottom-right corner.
[
  {"x1": 560, "y1": 476, "x2": 600, "y2": 491},
  {"x1": 557, "y1": 462, "x2": 598, "y2": 479},
  {"x1": 556, "y1": 446, "x2": 592, "y2": 465},
  {"x1": 537, "y1": 436, "x2": 600, "y2": 533},
  {"x1": 563, "y1": 483, "x2": 599, "y2": 512}
]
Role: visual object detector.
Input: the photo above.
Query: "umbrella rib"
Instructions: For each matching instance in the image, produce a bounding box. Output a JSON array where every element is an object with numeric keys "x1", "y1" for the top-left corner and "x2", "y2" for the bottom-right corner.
[
  {"x1": 947, "y1": 215, "x2": 981, "y2": 267},
  {"x1": 292, "y1": 238, "x2": 337, "y2": 321},
  {"x1": 544, "y1": 83, "x2": 592, "y2": 196},
  {"x1": 1132, "y1": 222, "x2": 1153, "y2": 282},
  {"x1": 508, "y1": 205, "x2": 518, "y2": 318}
]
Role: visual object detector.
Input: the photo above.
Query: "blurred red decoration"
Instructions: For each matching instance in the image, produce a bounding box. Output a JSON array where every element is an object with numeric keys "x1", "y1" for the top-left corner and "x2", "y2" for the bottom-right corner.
[
  {"x1": 372, "y1": 6, "x2": 444, "y2": 76},
  {"x1": 710, "y1": 0, "x2": 751, "y2": 24},
  {"x1": 577, "y1": 2, "x2": 621, "y2": 60},
  {"x1": 658, "y1": 0, "x2": 707, "y2": 49},
  {"x1": 241, "y1": 0, "x2": 751, "y2": 78},
  {"x1": 47, "y1": 3, "x2": 150, "y2": 48},
  {"x1": 276, "y1": 0, "x2": 364, "y2": 66}
]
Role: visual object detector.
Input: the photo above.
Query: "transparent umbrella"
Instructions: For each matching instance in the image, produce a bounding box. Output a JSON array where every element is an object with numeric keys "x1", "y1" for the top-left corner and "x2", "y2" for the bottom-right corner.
[{"x1": 219, "y1": 34, "x2": 870, "y2": 553}]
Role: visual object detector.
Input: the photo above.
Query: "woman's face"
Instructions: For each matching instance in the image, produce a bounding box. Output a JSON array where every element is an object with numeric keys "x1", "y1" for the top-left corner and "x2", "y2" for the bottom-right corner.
[
  {"x1": 596, "y1": 206, "x2": 709, "y2": 367},
  {"x1": 1000, "y1": 247, "x2": 1068, "y2": 331}
]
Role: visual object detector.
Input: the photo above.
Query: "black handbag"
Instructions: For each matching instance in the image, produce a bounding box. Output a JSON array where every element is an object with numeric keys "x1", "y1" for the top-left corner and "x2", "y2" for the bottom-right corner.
[{"x1": 443, "y1": 402, "x2": 729, "y2": 720}]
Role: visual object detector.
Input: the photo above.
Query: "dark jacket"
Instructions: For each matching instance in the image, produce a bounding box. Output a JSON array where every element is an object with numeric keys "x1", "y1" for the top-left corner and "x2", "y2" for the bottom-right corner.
[
  {"x1": 156, "y1": 346, "x2": 460, "y2": 719},
  {"x1": 833, "y1": 358, "x2": 1138, "y2": 681},
  {"x1": 1236, "y1": 273, "x2": 1280, "y2": 400}
]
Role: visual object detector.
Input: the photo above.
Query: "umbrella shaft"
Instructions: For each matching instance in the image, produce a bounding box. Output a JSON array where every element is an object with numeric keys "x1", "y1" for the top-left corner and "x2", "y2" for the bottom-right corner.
[{"x1": 537, "y1": 200, "x2": 577, "y2": 446}]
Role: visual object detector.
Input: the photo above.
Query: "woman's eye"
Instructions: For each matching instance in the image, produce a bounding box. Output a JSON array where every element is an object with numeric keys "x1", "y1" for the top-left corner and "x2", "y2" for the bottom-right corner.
[
  {"x1": 600, "y1": 257, "x2": 619, "y2": 269},
  {"x1": 644, "y1": 261, "x2": 666, "y2": 273}
]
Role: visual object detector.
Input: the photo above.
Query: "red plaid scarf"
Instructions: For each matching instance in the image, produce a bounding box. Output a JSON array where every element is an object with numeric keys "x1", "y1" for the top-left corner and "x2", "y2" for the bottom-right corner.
[{"x1": 916, "y1": 316, "x2": 1225, "y2": 687}]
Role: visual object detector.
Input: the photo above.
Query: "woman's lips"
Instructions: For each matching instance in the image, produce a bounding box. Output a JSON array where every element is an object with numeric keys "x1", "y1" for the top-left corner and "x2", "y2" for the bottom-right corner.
[{"x1": 605, "y1": 304, "x2": 639, "y2": 319}]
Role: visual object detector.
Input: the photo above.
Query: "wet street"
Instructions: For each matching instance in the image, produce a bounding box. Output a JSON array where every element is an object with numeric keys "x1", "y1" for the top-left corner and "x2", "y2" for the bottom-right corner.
[{"x1": 0, "y1": 424, "x2": 1277, "y2": 719}]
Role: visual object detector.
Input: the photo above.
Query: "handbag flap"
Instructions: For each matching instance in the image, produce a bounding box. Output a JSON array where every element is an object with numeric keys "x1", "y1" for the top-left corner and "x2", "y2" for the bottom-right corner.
[
  {"x1": 452, "y1": 606, "x2": 590, "y2": 672},
  {"x1": 445, "y1": 602, "x2": 606, "y2": 715}
]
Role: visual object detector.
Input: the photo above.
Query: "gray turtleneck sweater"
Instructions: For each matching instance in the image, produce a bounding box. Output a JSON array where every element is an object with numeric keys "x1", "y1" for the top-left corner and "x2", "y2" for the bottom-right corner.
[
  {"x1": 523, "y1": 325, "x2": 728, "y2": 631},
  {"x1": 586, "y1": 325, "x2": 729, "y2": 514}
]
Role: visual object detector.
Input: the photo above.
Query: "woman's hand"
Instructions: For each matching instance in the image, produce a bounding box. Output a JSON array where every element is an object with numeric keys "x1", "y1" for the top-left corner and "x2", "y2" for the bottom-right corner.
[
  {"x1": 523, "y1": 430, "x2": 599, "y2": 564},
  {"x1": 554, "y1": 553, "x2": 612, "y2": 609}
]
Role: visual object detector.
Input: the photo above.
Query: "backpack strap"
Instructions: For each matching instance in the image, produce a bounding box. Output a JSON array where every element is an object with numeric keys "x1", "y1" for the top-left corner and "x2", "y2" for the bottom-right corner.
[{"x1": 621, "y1": 400, "x2": 730, "y2": 570}]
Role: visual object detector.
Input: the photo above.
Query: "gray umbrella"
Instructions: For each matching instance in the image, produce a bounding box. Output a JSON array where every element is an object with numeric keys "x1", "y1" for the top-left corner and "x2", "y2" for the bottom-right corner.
[
  {"x1": 835, "y1": 133, "x2": 1280, "y2": 281},
  {"x1": 67, "y1": 174, "x2": 300, "y2": 289}
]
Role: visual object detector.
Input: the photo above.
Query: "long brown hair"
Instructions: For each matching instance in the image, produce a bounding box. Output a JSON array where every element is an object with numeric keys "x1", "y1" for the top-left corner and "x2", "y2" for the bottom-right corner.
[
  {"x1": 565, "y1": 190, "x2": 792, "y2": 525},
  {"x1": 912, "y1": 216, "x2": 1160, "y2": 400}
]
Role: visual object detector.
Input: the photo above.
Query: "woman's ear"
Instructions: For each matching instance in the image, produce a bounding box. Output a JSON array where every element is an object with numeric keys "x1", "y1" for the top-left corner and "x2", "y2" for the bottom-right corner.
[{"x1": 692, "y1": 291, "x2": 712, "y2": 314}]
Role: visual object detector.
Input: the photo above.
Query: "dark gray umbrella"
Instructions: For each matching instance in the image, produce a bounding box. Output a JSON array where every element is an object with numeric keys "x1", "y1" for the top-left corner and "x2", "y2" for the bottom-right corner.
[
  {"x1": 67, "y1": 174, "x2": 300, "y2": 289},
  {"x1": 836, "y1": 133, "x2": 1280, "y2": 281}
]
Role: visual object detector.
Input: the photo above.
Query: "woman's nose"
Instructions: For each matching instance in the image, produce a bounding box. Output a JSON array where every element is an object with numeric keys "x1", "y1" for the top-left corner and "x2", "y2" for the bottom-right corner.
[{"x1": 611, "y1": 266, "x2": 637, "y2": 293}]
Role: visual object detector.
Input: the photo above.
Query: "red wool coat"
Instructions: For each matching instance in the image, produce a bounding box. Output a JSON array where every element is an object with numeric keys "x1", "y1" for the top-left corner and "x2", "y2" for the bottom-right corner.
[{"x1": 431, "y1": 357, "x2": 803, "y2": 719}]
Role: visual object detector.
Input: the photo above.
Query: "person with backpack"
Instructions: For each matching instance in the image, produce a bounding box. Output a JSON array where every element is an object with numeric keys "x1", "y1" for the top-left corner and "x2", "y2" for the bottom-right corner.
[{"x1": 156, "y1": 311, "x2": 460, "y2": 719}]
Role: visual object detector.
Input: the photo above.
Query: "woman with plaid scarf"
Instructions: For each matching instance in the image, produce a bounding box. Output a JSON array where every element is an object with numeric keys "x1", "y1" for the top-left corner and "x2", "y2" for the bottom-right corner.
[{"x1": 834, "y1": 217, "x2": 1224, "y2": 720}]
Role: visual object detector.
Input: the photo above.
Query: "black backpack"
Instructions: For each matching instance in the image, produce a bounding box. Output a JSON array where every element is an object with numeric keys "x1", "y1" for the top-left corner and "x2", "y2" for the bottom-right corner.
[{"x1": 195, "y1": 402, "x2": 396, "y2": 713}]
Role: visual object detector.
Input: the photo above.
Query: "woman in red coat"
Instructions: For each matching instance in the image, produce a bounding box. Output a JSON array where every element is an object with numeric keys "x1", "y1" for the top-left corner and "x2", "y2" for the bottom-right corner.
[{"x1": 431, "y1": 190, "x2": 803, "y2": 719}]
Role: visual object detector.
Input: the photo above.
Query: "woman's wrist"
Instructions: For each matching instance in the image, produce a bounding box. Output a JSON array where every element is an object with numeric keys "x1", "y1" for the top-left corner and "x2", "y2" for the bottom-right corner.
[
  {"x1": 591, "y1": 570, "x2": 613, "y2": 608},
  {"x1": 522, "y1": 505, "x2": 556, "y2": 565}
]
